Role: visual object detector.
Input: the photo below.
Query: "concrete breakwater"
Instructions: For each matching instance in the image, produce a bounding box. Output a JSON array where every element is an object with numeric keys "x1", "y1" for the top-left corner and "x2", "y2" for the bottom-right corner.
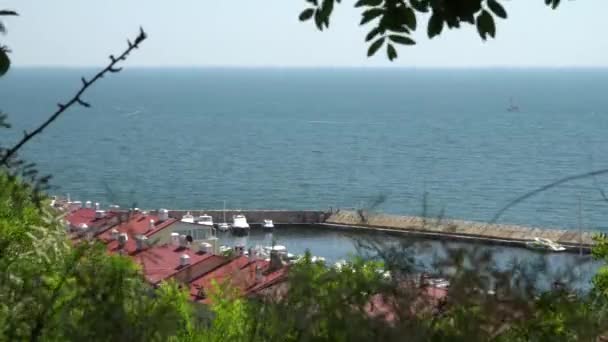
[
  {"x1": 165, "y1": 210, "x2": 326, "y2": 225},
  {"x1": 323, "y1": 210, "x2": 597, "y2": 251},
  {"x1": 150, "y1": 208, "x2": 596, "y2": 252}
]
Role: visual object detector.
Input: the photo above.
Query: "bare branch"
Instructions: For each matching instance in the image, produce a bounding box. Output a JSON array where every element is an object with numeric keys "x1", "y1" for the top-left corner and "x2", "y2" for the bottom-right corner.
[
  {"x1": 492, "y1": 168, "x2": 608, "y2": 223},
  {"x1": 0, "y1": 27, "x2": 147, "y2": 166}
]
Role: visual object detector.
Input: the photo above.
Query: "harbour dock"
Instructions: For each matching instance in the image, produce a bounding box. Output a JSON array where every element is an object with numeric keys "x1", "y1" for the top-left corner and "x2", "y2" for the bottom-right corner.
[{"x1": 156, "y1": 209, "x2": 597, "y2": 253}]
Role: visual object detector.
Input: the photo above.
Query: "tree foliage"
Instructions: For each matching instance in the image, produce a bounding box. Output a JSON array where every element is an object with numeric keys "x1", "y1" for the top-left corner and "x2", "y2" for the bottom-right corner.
[{"x1": 299, "y1": 0, "x2": 560, "y2": 60}]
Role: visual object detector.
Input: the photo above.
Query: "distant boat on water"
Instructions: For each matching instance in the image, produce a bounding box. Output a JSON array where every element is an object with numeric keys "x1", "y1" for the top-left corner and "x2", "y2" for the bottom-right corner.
[{"x1": 507, "y1": 97, "x2": 520, "y2": 112}]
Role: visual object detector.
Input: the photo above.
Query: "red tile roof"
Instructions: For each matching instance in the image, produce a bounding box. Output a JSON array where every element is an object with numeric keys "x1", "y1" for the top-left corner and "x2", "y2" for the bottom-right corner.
[
  {"x1": 103, "y1": 213, "x2": 178, "y2": 254},
  {"x1": 189, "y1": 256, "x2": 290, "y2": 303},
  {"x1": 131, "y1": 244, "x2": 223, "y2": 285},
  {"x1": 65, "y1": 208, "x2": 118, "y2": 231}
]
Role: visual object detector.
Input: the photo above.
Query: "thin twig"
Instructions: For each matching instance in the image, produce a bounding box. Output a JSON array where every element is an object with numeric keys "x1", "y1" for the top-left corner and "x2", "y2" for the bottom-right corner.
[
  {"x1": 0, "y1": 27, "x2": 147, "y2": 166},
  {"x1": 491, "y1": 168, "x2": 608, "y2": 223}
]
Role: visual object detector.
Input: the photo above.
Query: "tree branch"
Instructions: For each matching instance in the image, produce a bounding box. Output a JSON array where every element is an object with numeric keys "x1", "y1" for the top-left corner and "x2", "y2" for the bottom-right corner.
[
  {"x1": 491, "y1": 168, "x2": 608, "y2": 223},
  {"x1": 0, "y1": 27, "x2": 147, "y2": 166}
]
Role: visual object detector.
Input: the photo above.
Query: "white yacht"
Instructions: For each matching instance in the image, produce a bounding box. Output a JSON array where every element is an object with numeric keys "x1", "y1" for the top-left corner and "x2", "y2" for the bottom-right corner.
[
  {"x1": 196, "y1": 214, "x2": 214, "y2": 227},
  {"x1": 263, "y1": 219, "x2": 274, "y2": 230},
  {"x1": 181, "y1": 212, "x2": 195, "y2": 224},
  {"x1": 232, "y1": 214, "x2": 250, "y2": 235},
  {"x1": 217, "y1": 222, "x2": 231, "y2": 232},
  {"x1": 525, "y1": 237, "x2": 566, "y2": 252},
  {"x1": 217, "y1": 200, "x2": 231, "y2": 232},
  {"x1": 264, "y1": 245, "x2": 287, "y2": 255}
]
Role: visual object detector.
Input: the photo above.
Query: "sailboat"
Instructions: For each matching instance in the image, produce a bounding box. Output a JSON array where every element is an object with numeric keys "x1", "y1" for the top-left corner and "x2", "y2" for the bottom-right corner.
[
  {"x1": 217, "y1": 200, "x2": 231, "y2": 232},
  {"x1": 507, "y1": 97, "x2": 520, "y2": 112}
]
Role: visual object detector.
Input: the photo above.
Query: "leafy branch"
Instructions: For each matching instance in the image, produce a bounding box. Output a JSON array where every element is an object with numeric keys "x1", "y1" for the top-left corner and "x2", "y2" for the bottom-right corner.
[
  {"x1": 0, "y1": 27, "x2": 147, "y2": 166},
  {"x1": 299, "y1": 0, "x2": 560, "y2": 61}
]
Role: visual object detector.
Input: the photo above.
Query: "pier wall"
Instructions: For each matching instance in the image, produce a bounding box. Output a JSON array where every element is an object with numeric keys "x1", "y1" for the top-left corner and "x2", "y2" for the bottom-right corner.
[
  {"x1": 324, "y1": 210, "x2": 597, "y2": 248},
  {"x1": 164, "y1": 210, "x2": 326, "y2": 225}
]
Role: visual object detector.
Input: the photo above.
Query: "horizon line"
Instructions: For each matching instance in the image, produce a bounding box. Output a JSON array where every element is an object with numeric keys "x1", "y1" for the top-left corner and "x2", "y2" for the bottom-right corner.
[{"x1": 9, "y1": 65, "x2": 608, "y2": 70}]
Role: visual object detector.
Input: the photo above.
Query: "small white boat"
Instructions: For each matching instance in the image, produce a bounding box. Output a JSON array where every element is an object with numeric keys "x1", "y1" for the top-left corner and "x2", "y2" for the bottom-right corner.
[
  {"x1": 264, "y1": 245, "x2": 287, "y2": 255},
  {"x1": 217, "y1": 200, "x2": 230, "y2": 232},
  {"x1": 263, "y1": 219, "x2": 275, "y2": 229},
  {"x1": 196, "y1": 214, "x2": 214, "y2": 227},
  {"x1": 232, "y1": 214, "x2": 250, "y2": 235},
  {"x1": 217, "y1": 223, "x2": 231, "y2": 232},
  {"x1": 181, "y1": 212, "x2": 195, "y2": 224},
  {"x1": 525, "y1": 237, "x2": 566, "y2": 252}
]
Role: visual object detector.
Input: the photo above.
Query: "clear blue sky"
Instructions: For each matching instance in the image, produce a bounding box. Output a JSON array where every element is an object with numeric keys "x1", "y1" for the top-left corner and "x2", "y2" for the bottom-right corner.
[{"x1": 2, "y1": 0, "x2": 607, "y2": 67}]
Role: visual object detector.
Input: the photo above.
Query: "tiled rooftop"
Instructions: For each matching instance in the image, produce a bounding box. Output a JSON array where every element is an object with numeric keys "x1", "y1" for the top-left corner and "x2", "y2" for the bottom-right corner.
[
  {"x1": 131, "y1": 244, "x2": 225, "y2": 285},
  {"x1": 102, "y1": 212, "x2": 177, "y2": 254}
]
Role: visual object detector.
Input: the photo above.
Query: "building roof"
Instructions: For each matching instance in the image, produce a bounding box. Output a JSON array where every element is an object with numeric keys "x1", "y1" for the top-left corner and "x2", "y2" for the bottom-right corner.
[
  {"x1": 131, "y1": 244, "x2": 224, "y2": 285},
  {"x1": 103, "y1": 212, "x2": 178, "y2": 254},
  {"x1": 65, "y1": 208, "x2": 118, "y2": 230},
  {"x1": 189, "y1": 255, "x2": 290, "y2": 303}
]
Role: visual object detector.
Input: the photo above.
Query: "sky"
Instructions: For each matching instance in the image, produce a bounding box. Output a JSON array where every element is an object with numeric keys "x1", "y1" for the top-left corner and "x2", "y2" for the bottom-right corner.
[{"x1": 1, "y1": 0, "x2": 607, "y2": 68}]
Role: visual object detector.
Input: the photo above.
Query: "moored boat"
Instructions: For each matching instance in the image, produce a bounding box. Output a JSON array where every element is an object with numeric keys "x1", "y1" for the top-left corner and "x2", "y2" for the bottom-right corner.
[
  {"x1": 181, "y1": 212, "x2": 195, "y2": 224},
  {"x1": 263, "y1": 219, "x2": 274, "y2": 230},
  {"x1": 232, "y1": 214, "x2": 250, "y2": 235},
  {"x1": 525, "y1": 237, "x2": 566, "y2": 252}
]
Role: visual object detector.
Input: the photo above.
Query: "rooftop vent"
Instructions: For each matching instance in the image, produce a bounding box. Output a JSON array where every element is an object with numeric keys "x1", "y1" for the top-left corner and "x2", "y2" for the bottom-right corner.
[
  {"x1": 95, "y1": 210, "x2": 106, "y2": 219},
  {"x1": 179, "y1": 234, "x2": 188, "y2": 248},
  {"x1": 171, "y1": 232, "x2": 180, "y2": 246},
  {"x1": 85, "y1": 201, "x2": 92, "y2": 209},
  {"x1": 94, "y1": 202, "x2": 100, "y2": 210},
  {"x1": 110, "y1": 228, "x2": 119, "y2": 240},
  {"x1": 135, "y1": 235, "x2": 148, "y2": 251},
  {"x1": 180, "y1": 254, "x2": 191, "y2": 266},
  {"x1": 148, "y1": 219, "x2": 155, "y2": 231},
  {"x1": 158, "y1": 208, "x2": 169, "y2": 221},
  {"x1": 199, "y1": 242, "x2": 213, "y2": 254},
  {"x1": 118, "y1": 233, "x2": 128, "y2": 247}
]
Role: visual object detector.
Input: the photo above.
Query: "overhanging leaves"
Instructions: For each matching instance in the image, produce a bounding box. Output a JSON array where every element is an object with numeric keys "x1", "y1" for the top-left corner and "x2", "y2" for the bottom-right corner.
[
  {"x1": 367, "y1": 37, "x2": 385, "y2": 56},
  {"x1": 487, "y1": 0, "x2": 507, "y2": 19},
  {"x1": 0, "y1": 48, "x2": 10, "y2": 77}
]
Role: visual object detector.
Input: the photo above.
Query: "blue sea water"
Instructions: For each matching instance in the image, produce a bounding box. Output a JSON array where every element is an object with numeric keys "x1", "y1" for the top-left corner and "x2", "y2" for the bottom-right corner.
[{"x1": 3, "y1": 68, "x2": 608, "y2": 230}]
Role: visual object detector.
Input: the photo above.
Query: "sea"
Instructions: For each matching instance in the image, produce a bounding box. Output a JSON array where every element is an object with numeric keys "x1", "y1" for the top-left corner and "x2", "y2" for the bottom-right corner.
[
  {"x1": 2, "y1": 67, "x2": 607, "y2": 277},
  {"x1": 3, "y1": 68, "x2": 608, "y2": 229}
]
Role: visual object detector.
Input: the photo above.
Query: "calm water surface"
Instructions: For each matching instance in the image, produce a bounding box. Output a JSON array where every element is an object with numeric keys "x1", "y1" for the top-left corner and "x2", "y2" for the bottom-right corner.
[{"x1": 2, "y1": 68, "x2": 608, "y2": 230}]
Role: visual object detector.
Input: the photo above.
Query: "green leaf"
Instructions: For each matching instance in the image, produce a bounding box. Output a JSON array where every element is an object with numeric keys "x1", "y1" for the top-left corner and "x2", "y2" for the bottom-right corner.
[
  {"x1": 389, "y1": 35, "x2": 415, "y2": 45},
  {"x1": 355, "y1": 0, "x2": 383, "y2": 8},
  {"x1": 0, "y1": 10, "x2": 18, "y2": 16},
  {"x1": 360, "y1": 8, "x2": 384, "y2": 25},
  {"x1": 387, "y1": 43, "x2": 397, "y2": 61},
  {"x1": 314, "y1": 9, "x2": 324, "y2": 30},
  {"x1": 299, "y1": 8, "x2": 315, "y2": 21},
  {"x1": 427, "y1": 13, "x2": 443, "y2": 38},
  {"x1": 403, "y1": 7, "x2": 417, "y2": 30},
  {"x1": 367, "y1": 37, "x2": 385, "y2": 57},
  {"x1": 476, "y1": 10, "x2": 495, "y2": 40},
  {"x1": 487, "y1": 0, "x2": 507, "y2": 19},
  {"x1": 365, "y1": 27, "x2": 381, "y2": 42},
  {"x1": 0, "y1": 48, "x2": 9, "y2": 77},
  {"x1": 410, "y1": 0, "x2": 429, "y2": 12}
]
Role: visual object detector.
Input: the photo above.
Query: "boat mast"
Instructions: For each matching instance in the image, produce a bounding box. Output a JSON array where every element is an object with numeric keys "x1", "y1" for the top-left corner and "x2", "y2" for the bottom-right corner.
[
  {"x1": 578, "y1": 195, "x2": 583, "y2": 256},
  {"x1": 223, "y1": 200, "x2": 226, "y2": 223}
]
